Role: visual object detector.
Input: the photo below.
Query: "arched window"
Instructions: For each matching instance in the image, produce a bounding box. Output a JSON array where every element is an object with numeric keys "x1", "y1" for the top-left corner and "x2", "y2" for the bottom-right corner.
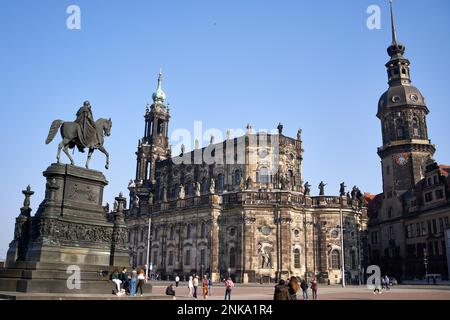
[
  {"x1": 294, "y1": 249, "x2": 301, "y2": 268},
  {"x1": 217, "y1": 174, "x2": 224, "y2": 191},
  {"x1": 257, "y1": 167, "x2": 271, "y2": 183},
  {"x1": 170, "y1": 226, "x2": 175, "y2": 240},
  {"x1": 288, "y1": 170, "x2": 294, "y2": 187},
  {"x1": 229, "y1": 247, "x2": 236, "y2": 268},
  {"x1": 331, "y1": 250, "x2": 340, "y2": 269},
  {"x1": 412, "y1": 117, "x2": 420, "y2": 137},
  {"x1": 201, "y1": 222, "x2": 206, "y2": 238},
  {"x1": 234, "y1": 170, "x2": 241, "y2": 185},
  {"x1": 396, "y1": 119, "x2": 405, "y2": 139},
  {"x1": 186, "y1": 224, "x2": 191, "y2": 239},
  {"x1": 201, "y1": 177, "x2": 207, "y2": 193}
]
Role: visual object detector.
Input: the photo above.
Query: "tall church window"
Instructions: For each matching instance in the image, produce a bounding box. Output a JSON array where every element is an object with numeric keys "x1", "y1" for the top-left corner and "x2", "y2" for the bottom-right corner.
[
  {"x1": 234, "y1": 170, "x2": 241, "y2": 185},
  {"x1": 351, "y1": 251, "x2": 357, "y2": 269},
  {"x1": 201, "y1": 222, "x2": 206, "y2": 238},
  {"x1": 257, "y1": 167, "x2": 271, "y2": 183},
  {"x1": 294, "y1": 249, "x2": 301, "y2": 268},
  {"x1": 217, "y1": 174, "x2": 224, "y2": 191},
  {"x1": 288, "y1": 170, "x2": 294, "y2": 187},
  {"x1": 168, "y1": 251, "x2": 174, "y2": 266},
  {"x1": 186, "y1": 224, "x2": 191, "y2": 239},
  {"x1": 185, "y1": 250, "x2": 191, "y2": 265},
  {"x1": 229, "y1": 247, "x2": 236, "y2": 268},
  {"x1": 200, "y1": 248, "x2": 206, "y2": 266},
  {"x1": 170, "y1": 226, "x2": 175, "y2": 240},
  {"x1": 331, "y1": 250, "x2": 340, "y2": 269}
]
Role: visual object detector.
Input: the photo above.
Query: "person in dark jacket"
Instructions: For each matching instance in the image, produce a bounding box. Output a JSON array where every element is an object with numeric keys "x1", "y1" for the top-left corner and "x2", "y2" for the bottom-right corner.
[
  {"x1": 166, "y1": 284, "x2": 176, "y2": 296},
  {"x1": 288, "y1": 276, "x2": 299, "y2": 300},
  {"x1": 273, "y1": 279, "x2": 292, "y2": 300},
  {"x1": 300, "y1": 279, "x2": 309, "y2": 300}
]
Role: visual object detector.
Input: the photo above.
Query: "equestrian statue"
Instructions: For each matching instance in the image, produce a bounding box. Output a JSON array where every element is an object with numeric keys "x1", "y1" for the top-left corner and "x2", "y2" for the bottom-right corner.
[{"x1": 45, "y1": 101, "x2": 112, "y2": 169}]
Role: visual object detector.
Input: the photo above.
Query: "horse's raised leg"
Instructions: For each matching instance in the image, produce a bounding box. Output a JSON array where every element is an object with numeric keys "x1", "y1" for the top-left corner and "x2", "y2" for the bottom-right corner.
[
  {"x1": 97, "y1": 145, "x2": 110, "y2": 170},
  {"x1": 86, "y1": 148, "x2": 94, "y2": 169},
  {"x1": 62, "y1": 141, "x2": 75, "y2": 166}
]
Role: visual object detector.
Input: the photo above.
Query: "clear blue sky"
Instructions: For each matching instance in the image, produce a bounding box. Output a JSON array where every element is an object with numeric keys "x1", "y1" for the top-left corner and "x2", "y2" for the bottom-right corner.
[{"x1": 0, "y1": 0, "x2": 449, "y2": 259}]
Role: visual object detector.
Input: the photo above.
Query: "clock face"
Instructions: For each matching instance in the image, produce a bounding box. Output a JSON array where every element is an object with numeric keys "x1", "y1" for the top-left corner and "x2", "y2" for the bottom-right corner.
[{"x1": 394, "y1": 153, "x2": 409, "y2": 166}]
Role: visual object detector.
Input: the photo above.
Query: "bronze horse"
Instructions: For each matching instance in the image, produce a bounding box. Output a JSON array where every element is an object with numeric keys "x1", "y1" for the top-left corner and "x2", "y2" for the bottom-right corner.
[{"x1": 45, "y1": 118, "x2": 112, "y2": 169}]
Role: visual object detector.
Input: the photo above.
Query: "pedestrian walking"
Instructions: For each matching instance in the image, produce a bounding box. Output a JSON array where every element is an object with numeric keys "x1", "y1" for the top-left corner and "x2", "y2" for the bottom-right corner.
[
  {"x1": 287, "y1": 277, "x2": 299, "y2": 300},
  {"x1": 193, "y1": 275, "x2": 199, "y2": 299},
  {"x1": 129, "y1": 269, "x2": 137, "y2": 297},
  {"x1": 188, "y1": 276, "x2": 194, "y2": 297},
  {"x1": 208, "y1": 277, "x2": 213, "y2": 295},
  {"x1": 274, "y1": 279, "x2": 292, "y2": 300},
  {"x1": 383, "y1": 275, "x2": 390, "y2": 290},
  {"x1": 310, "y1": 277, "x2": 318, "y2": 300},
  {"x1": 135, "y1": 269, "x2": 146, "y2": 296},
  {"x1": 175, "y1": 275, "x2": 180, "y2": 288},
  {"x1": 224, "y1": 277, "x2": 234, "y2": 300},
  {"x1": 202, "y1": 275, "x2": 209, "y2": 299},
  {"x1": 300, "y1": 279, "x2": 309, "y2": 300}
]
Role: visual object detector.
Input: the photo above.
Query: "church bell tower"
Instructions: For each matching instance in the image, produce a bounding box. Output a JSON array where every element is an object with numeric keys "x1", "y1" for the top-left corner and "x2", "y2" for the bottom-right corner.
[
  {"x1": 131, "y1": 71, "x2": 171, "y2": 203},
  {"x1": 377, "y1": 1, "x2": 435, "y2": 218}
]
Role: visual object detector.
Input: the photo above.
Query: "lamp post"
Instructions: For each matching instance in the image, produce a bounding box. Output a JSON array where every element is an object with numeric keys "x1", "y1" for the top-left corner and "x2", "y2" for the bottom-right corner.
[{"x1": 339, "y1": 205, "x2": 346, "y2": 288}]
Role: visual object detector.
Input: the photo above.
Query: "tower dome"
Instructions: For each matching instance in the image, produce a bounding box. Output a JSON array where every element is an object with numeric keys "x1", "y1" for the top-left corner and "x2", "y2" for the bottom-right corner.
[{"x1": 152, "y1": 70, "x2": 166, "y2": 103}]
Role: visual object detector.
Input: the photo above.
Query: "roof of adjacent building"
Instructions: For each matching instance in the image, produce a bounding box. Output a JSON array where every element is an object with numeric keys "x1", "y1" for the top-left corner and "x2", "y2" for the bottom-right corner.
[{"x1": 365, "y1": 193, "x2": 383, "y2": 219}]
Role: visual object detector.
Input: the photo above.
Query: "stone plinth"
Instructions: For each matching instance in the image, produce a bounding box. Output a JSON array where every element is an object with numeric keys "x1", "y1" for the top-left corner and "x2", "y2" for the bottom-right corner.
[{"x1": 0, "y1": 164, "x2": 135, "y2": 294}]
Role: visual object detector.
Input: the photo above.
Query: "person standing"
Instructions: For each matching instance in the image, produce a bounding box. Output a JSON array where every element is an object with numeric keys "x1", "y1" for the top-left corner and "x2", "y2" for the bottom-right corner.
[
  {"x1": 187, "y1": 276, "x2": 194, "y2": 298},
  {"x1": 193, "y1": 275, "x2": 199, "y2": 299},
  {"x1": 384, "y1": 275, "x2": 390, "y2": 290},
  {"x1": 224, "y1": 277, "x2": 234, "y2": 300},
  {"x1": 120, "y1": 267, "x2": 129, "y2": 295},
  {"x1": 175, "y1": 275, "x2": 180, "y2": 288},
  {"x1": 208, "y1": 277, "x2": 213, "y2": 296},
  {"x1": 136, "y1": 269, "x2": 146, "y2": 296},
  {"x1": 202, "y1": 275, "x2": 209, "y2": 299},
  {"x1": 129, "y1": 269, "x2": 137, "y2": 297},
  {"x1": 310, "y1": 277, "x2": 318, "y2": 300},
  {"x1": 288, "y1": 277, "x2": 299, "y2": 300},
  {"x1": 300, "y1": 279, "x2": 309, "y2": 300}
]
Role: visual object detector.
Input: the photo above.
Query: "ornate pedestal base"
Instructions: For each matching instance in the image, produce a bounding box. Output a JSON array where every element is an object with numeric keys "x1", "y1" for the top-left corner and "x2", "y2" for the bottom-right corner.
[{"x1": 0, "y1": 164, "x2": 138, "y2": 294}]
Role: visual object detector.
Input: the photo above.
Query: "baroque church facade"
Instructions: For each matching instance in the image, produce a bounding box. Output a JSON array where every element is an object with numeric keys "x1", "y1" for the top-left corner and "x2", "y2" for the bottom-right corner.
[
  {"x1": 367, "y1": 2, "x2": 450, "y2": 281},
  {"x1": 124, "y1": 72, "x2": 368, "y2": 284}
]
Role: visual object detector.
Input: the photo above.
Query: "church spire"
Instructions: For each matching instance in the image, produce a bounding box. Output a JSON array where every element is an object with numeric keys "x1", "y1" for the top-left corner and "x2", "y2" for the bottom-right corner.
[{"x1": 389, "y1": 0, "x2": 399, "y2": 46}]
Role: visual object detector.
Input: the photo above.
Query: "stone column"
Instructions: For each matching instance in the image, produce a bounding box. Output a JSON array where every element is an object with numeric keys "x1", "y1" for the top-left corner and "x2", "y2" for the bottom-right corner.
[
  {"x1": 6, "y1": 186, "x2": 34, "y2": 265},
  {"x1": 209, "y1": 213, "x2": 220, "y2": 282}
]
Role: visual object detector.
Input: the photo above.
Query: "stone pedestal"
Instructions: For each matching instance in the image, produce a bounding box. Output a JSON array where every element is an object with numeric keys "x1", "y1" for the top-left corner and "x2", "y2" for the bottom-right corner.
[{"x1": 0, "y1": 164, "x2": 139, "y2": 294}]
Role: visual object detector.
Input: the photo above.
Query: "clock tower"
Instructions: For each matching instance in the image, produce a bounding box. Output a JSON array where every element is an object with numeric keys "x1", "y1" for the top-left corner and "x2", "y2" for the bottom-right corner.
[{"x1": 377, "y1": 0, "x2": 435, "y2": 218}]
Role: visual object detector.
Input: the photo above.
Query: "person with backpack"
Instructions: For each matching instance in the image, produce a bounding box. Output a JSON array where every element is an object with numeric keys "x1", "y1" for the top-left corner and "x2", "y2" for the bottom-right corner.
[
  {"x1": 274, "y1": 279, "x2": 292, "y2": 300},
  {"x1": 193, "y1": 275, "x2": 199, "y2": 299},
  {"x1": 224, "y1": 277, "x2": 234, "y2": 300},
  {"x1": 175, "y1": 275, "x2": 180, "y2": 288},
  {"x1": 208, "y1": 277, "x2": 213, "y2": 296}
]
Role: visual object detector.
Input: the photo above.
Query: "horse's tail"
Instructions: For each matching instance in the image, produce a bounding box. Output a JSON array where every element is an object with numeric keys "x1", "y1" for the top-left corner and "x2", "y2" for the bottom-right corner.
[{"x1": 45, "y1": 120, "x2": 64, "y2": 144}]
